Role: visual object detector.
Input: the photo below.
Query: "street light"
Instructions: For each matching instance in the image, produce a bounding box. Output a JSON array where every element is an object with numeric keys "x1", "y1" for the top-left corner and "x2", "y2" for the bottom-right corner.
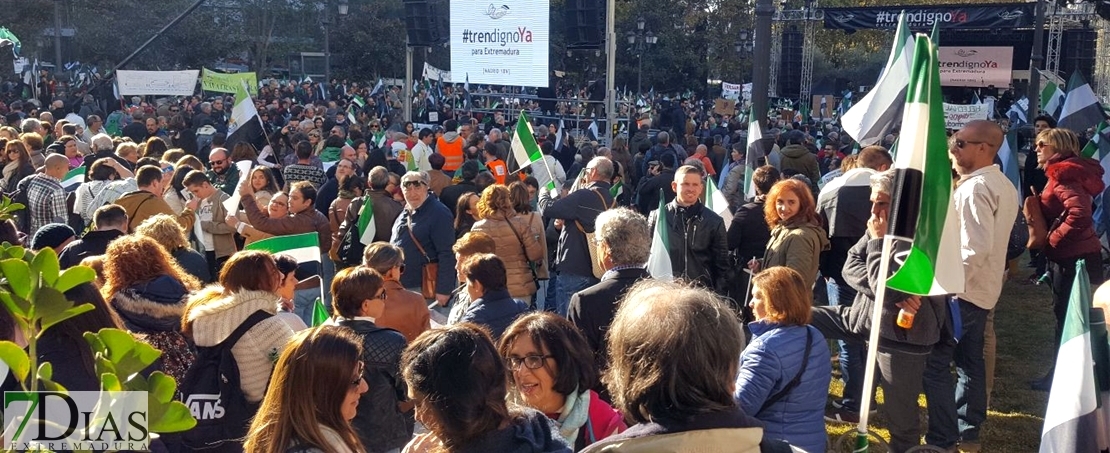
[
  {"x1": 628, "y1": 17, "x2": 658, "y2": 94},
  {"x1": 735, "y1": 29, "x2": 753, "y2": 54},
  {"x1": 323, "y1": 0, "x2": 349, "y2": 87}
]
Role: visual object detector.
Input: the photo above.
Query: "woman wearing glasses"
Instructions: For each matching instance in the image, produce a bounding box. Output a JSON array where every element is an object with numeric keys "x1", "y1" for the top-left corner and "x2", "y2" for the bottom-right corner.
[
  {"x1": 332, "y1": 266, "x2": 415, "y2": 452},
  {"x1": 498, "y1": 312, "x2": 625, "y2": 451},
  {"x1": 401, "y1": 323, "x2": 571, "y2": 453},
  {"x1": 1029, "y1": 127, "x2": 1106, "y2": 388},
  {"x1": 245, "y1": 325, "x2": 368, "y2": 453}
]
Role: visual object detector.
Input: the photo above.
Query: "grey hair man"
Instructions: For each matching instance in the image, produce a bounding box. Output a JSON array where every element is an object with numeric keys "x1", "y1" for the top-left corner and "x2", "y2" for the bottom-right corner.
[
  {"x1": 811, "y1": 169, "x2": 949, "y2": 453},
  {"x1": 568, "y1": 206, "x2": 652, "y2": 388}
]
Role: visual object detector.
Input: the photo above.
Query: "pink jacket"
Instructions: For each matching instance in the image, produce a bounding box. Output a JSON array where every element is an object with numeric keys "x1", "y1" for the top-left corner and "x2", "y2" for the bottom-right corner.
[{"x1": 587, "y1": 390, "x2": 626, "y2": 444}]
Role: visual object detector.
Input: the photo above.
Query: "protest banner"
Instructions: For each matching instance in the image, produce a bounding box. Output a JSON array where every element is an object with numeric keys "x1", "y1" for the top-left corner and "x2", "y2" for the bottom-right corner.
[{"x1": 201, "y1": 69, "x2": 258, "y2": 96}]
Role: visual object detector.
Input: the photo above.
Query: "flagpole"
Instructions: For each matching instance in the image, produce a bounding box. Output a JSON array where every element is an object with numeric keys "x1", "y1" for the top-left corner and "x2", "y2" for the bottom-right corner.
[{"x1": 854, "y1": 235, "x2": 896, "y2": 450}]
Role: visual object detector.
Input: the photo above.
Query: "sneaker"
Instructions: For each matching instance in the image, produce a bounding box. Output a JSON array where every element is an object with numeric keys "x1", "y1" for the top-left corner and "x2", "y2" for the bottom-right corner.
[
  {"x1": 824, "y1": 406, "x2": 860, "y2": 424},
  {"x1": 830, "y1": 399, "x2": 878, "y2": 416}
]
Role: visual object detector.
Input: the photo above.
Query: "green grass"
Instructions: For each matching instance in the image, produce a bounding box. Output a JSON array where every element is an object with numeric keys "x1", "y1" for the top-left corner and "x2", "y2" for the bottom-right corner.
[{"x1": 822, "y1": 266, "x2": 1053, "y2": 452}]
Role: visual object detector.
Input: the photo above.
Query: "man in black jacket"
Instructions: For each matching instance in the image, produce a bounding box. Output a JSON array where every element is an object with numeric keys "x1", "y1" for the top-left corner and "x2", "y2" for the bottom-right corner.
[
  {"x1": 634, "y1": 154, "x2": 677, "y2": 215},
  {"x1": 647, "y1": 165, "x2": 729, "y2": 295},
  {"x1": 567, "y1": 207, "x2": 651, "y2": 398},
  {"x1": 58, "y1": 204, "x2": 128, "y2": 269}
]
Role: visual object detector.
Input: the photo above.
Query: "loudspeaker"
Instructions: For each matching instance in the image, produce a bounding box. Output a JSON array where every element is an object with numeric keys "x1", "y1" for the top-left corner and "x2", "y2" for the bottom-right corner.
[
  {"x1": 565, "y1": 0, "x2": 604, "y2": 50},
  {"x1": 778, "y1": 26, "x2": 803, "y2": 100},
  {"x1": 1061, "y1": 29, "x2": 1096, "y2": 80},
  {"x1": 404, "y1": 0, "x2": 449, "y2": 46}
]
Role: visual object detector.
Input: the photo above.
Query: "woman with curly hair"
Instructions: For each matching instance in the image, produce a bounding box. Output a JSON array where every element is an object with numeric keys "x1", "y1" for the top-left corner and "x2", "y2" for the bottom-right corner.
[
  {"x1": 245, "y1": 326, "x2": 367, "y2": 453},
  {"x1": 2, "y1": 140, "x2": 35, "y2": 194},
  {"x1": 102, "y1": 235, "x2": 202, "y2": 384},
  {"x1": 748, "y1": 178, "x2": 830, "y2": 286},
  {"x1": 134, "y1": 213, "x2": 212, "y2": 284},
  {"x1": 470, "y1": 185, "x2": 545, "y2": 301}
]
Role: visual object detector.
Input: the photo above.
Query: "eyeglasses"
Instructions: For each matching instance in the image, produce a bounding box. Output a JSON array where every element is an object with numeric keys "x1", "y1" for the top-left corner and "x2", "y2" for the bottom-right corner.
[
  {"x1": 505, "y1": 354, "x2": 553, "y2": 371},
  {"x1": 402, "y1": 180, "x2": 426, "y2": 188},
  {"x1": 375, "y1": 289, "x2": 388, "y2": 300},
  {"x1": 350, "y1": 361, "x2": 365, "y2": 387},
  {"x1": 309, "y1": 134, "x2": 321, "y2": 138},
  {"x1": 953, "y1": 139, "x2": 987, "y2": 149},
  {"x1": 1036, "y1": 141, "x2": 1052, "y2": 149},
  {"x1": 270, "y1": 200, "x2": 289, "y2": 208}
]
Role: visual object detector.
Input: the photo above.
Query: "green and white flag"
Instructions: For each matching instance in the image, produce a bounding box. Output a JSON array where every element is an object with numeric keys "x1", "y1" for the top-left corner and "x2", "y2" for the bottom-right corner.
[
  {"x1": 705, "y1": 177, "x2": 732, "y2": 228},
  {"x1": 841, "y1": 12, "x2": 913, "y2": 146},
  {"x1": 1039, "y1": 259, "x2": 1100, "y2": 452},
  {"x1": 884, "y1": 34, "x2": 965, "y2": 296},
  {"x1": 1041, "y1": 78, "x2": 1065, "y2": 119},
  {"x1": 1058, "y1": 70, "x2": 1107, "y2": 135},
  {"x1": 357, "y1": 197, "x2": 376, "y2": 245},
  {"x1": 511, "y1": 111, "x2": 544, "y2": 171},
  {"x1": 646, "y1": 192, "x2": 673, "y2": 281},
  {"x1": 610, "y1": 180, "x2": 624, "y2": 200},
  {"x1": 0, "y1": 27, "x2": 21, "y2": 57},
  {"x1": 998, "y1": 130, "x2": 1022, "y2": 207},
  {"x1": 311, "y1": 297, "x2": 330, "y2": 327},
  {"x1": 244, "y1": 232, "x2": 321, "y2": 264},
  {"x1": 743, "y1": 106, "x2": 766, "y2": 200},
  {"x1": 61, "y1": 166, "x2": 85, "y2": 191}
]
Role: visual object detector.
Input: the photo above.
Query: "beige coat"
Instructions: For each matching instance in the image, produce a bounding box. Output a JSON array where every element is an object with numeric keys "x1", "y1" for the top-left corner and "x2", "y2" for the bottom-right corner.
[{"x1": 471, "y1": 209, "x2": 546, "y2": 299}]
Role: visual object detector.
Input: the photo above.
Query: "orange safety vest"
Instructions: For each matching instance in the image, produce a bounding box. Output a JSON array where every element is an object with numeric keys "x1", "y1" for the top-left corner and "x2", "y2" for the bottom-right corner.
[
  {"x1": 437, "y1": 136, "x2": 464, "y2": 171},
  {"x1": 489, "y1": 159, "x2": 507, "y2": 185}
]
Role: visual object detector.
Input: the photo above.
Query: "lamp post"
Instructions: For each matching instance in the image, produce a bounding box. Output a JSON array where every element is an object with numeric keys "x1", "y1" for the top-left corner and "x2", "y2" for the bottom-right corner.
[
  {"x1": 626, "y1": 17, "x2": 658, "y2": 95},
  {"x1": 752, "y1": 0, "x2": 774, "y2": 125},
  {"x1": 323, "y1": 0, "x2": 349, "y2": 86}
]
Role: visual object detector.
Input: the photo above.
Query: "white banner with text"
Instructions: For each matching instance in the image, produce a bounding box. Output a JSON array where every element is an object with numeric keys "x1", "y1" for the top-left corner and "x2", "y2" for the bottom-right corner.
[
  {"x1": 938, "y1": 46, "x2": 1013, "y2": 88},
  {"x1": 450, "y1": 0, "x2": 550, "y2": 87},
  {"x1": 943, "y1": 102, "x2": 990, "y2": 129},
  {"x1": 115, "y1": 70, "x2": 199, "y2": 96}
]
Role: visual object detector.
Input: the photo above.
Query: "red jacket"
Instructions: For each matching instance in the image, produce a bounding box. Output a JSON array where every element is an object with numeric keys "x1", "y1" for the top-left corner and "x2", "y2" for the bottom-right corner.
[{"x1": 1040, "y1": 154, "x2": 1105, "y2": 261}]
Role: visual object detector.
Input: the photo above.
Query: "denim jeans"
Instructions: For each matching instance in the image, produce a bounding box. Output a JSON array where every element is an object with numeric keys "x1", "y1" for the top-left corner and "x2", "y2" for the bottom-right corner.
[
  {"x1": 828, "y1": 278, "x2": 867, "y2": 412},
  {"x1": 923, "y1": 297, "x2": 990, "y2": 447},
  {"x1": 554, "y1": 272, "x2": 597, "y2": 316}
]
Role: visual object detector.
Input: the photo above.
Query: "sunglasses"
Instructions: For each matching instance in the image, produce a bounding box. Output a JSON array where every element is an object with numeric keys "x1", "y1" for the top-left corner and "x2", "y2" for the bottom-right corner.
[
  {"x1": 402, "y1": 180, "x2": 426, "y2": 188},
  {"x1": 210, "y1": 158, "x2": 227, "y2": 166},
  {"x1": 953, "y1": 139, "x2": 987, "y2": 149},
  {"x1": 375, "y1": 289, "x2": 387, "y2": 300},
  {"x1": 350, "y1": 361, "x2": 365, "y2": 387}
]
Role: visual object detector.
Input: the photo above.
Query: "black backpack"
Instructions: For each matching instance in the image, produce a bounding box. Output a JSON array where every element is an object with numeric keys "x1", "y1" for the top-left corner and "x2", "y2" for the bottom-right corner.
[
  {"x1": 336, "y1": 197, "x2": 368, "y2": 268},
  {"x1": 179, "y1": 310, "x2": 271, "y2": 452}
]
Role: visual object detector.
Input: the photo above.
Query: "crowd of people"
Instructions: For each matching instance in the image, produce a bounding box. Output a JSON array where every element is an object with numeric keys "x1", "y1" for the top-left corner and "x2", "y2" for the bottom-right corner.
[{"x1": 0, "y1": 72, "x2": 1103, "y2": 453}]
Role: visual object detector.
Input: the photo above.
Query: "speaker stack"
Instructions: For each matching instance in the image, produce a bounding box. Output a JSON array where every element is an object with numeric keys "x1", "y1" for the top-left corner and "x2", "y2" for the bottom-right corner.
[{"x1": 404, "y1": 0, "x2": 450, "y2": 47}]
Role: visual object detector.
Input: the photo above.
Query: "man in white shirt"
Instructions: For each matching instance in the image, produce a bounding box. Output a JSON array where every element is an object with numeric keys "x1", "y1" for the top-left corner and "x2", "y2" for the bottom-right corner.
[
  {"x1": 410, "y1": 128, "x2": 435, "y2": 173},
  {"x1": 922, "y1": 120, "x2": 1018, "y2": 453}
]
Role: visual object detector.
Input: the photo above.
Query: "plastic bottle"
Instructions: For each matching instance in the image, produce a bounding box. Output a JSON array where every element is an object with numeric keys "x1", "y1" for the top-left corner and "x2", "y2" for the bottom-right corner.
[{"x1": 896, "y1": 308, "x2": 916, "y2": 329}]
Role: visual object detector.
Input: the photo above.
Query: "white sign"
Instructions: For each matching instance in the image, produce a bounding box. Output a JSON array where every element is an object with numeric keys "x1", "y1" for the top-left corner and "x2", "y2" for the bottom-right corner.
[
  {"x1": 938, "y1": 46, "x2": 1013, "y2": 88},
  {"x1": 116, "y1": 70, "x2": 199, "y2": 96},
  {"x1": 450, "y1": 0, "x2": 550, "y2": 87},
  {"x1": 943, "y1": 103, "x2": 990, "y2": 129},
  {"x1": 422, "y1": 63, "x2": 452, "y2": 83},
  {"x1": 721, "y1": 82, "x2": 742, "y2": 101}
]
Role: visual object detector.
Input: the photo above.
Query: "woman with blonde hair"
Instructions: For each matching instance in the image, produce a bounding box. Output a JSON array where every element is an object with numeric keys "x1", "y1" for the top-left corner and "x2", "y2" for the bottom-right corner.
[
  {"x1": 748, "y1": 178, "x2": 829, "y2": 286},
  {"x1": 361, "y1": 242, "x2": 431, "y2": 342},
  {"x1": 135, "y1": 213, "x2": 212, "y2": 283},
  {"x1": 245, "y1": 325, "x2": 367, "y2": 453},
  {"x1": 470, "y1": 185, "x2": 545, "y2": 301},
  {"x1": 102, "y1": 235, "x2": 203, "y2": 384}
]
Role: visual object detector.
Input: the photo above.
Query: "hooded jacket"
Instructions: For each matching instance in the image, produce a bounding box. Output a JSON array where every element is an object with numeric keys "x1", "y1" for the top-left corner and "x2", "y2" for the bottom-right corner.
[
  {"x1": 437, "y1": 132, "x2": 464, "y2": 171},
  {"x1": 111, "y1": 275, "x2": 190, "y2": 334},
  {"x1": 1040, "y1": 153, "x2": 1105, "y2": 261},
  {"x1": 761, "y1": 220, "x2": 830, "y2": 285},
  {"x1": 777, "y1": 144, "x2": 820, "y2": 188},
  {"x1": 184, "y1": 288, "x2": 295, "y2": 403}
]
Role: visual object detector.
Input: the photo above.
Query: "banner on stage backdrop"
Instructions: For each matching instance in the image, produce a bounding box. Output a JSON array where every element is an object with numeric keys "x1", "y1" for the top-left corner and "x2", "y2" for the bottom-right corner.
[
  {"x1": 422, "y1": 63, "x2": 452, "y2": 83},
  {"x1": 823, "y1": 3, "x2": 1034, "y2": 32},
  {"x1": 938, "y1": 47, "x2": 1013, "y2": 88},
  {"x1": 721, "y1": 82, "x2": 742, "y2": 101},
  {"x1": 943, "y1": 103, "x2": 990, "y2": 129},
  {"x1": 201, "y1": 69, "x2": 258, "y2": 96},
  {"x1": 116, "y1": 70, "x2": 199, "y2": 96},
  {"x1": 450, "y1": 0, "x2": 550, "y2": 87}
]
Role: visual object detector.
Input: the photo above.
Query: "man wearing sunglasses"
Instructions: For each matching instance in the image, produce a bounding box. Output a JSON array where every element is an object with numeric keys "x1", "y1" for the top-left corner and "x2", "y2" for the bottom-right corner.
[
  {"x1": 921, "y1": 120, "x2": 1017, "y2": 453},
  {"x1": 205, "y1": 147, "x2": 240, "y2": 196}
]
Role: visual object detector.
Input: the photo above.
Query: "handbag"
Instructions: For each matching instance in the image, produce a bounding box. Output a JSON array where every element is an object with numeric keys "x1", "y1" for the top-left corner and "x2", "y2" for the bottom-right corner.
[
  {"x1": 1023, "y1": 188, "x2": 1065, "y2": 251},
  {"x1": 573, "y1": 189, "x2": 615, "y2": 279},
  {"x1": 405, "y1": 211, "x2": 438, "y2": 299}
]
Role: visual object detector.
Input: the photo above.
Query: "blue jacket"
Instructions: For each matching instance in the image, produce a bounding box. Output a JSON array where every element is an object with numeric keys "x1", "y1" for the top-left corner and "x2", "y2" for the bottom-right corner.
[
  {"x1": 735, "y1": 322, "x2": 830, "y2": 453},
  {"x1": 390, "y1": 195, "x2": 457, "y2": 295},
  {"x1": 459, "y1": 288, "x2": 529, "y2": 341}
]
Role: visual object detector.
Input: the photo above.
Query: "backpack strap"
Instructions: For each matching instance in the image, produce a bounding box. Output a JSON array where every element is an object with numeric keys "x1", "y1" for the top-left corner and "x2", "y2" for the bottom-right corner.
[
  {"x1": 573, "y1": 188, "x2": 613, "y2": 234},
  {"x1": 222, "y1": 310, "x2": 272, "y2": 349},
  {"x1": 757, "y1": 327, "x2": 813, "y2": 416}
]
